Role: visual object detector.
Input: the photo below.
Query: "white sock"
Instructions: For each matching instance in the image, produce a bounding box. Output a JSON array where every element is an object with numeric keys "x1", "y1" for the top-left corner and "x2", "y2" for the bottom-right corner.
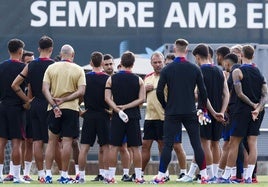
[
  {"x1": 46, "y1": 169, "x2": 52, "y2": 177},
  {"x1": 75, "y1": 164, "x2": 79, "y2": 175},
  {"x1": 206, "y1": 164, "x2": 214, "y2": 179},
  {"x1": 123, "y1": 168, "x2": 129, "y2": 175},
  {"x1": 200, "y1": 168, "x2": 208, "y2": 178},
  {"x1": 187, "y1": 163, "x2": 198, "y2": 178},
  {"x1": 243, "y1": 168, "x2": 248, "y2": 179},
  {"x1": 141, "y1": 171, "x2": 144, "y2": 176},
  {"x1": 10, "y1": 161, "x2": 14, "y2": 175},
  {"x1": 217, "y1": 167, "x2": 224, "y2": 178},
  {"x1": 222, "y1": 166, "x2": 232, "y2": 179},
  {"x1": 231, "y1": 167, "x2": 237, "y2": 177},
  {"x1": 180, "y1": 169, "x2": 187, "y2": 175},
  {"x1": 38, "y1": 170, "x2": 46, "y2": 178},
  {"x1": 246, "y1": 165, "x2": 255, "y2": 179},
  {"x1": 213, "y1": 164, "x2": 219, "y2": 177},
  {"x1": 100, "y1": 169, "x2": 104, "y2": 176},
  {"x1": 13, "y1": 165, "x2": 21, "y2": 179},
  {"x1": 61, "y1": 171, "x2": 68, "y2": 178},
  {"x1": 104, "y1": 169, "x2": 109, "y2": 179},
  {"x1": 135, "y1": 168, "x2": 142, "y2": 180},
  {"x1": 58, "y1": 170, "x2": 62, "y2": 175},
  {"x1": 0, "y1": 164, "x2": 3, "y2": 177},
  {"x1": 109, "y1": 167, "x2": 116, "y2": 179},
  {"x1": 157, "y1": 171, "x2": 165, "y2": 178},
  {"x1": 24, "y1": 161, "x2": 32, "y2": 176},
  {"x1": 79, "y1": 170, "x2": 85, "y2": 179},
  {"x1": 165, "y1": 169, "x2": 169, "y2": 177}
]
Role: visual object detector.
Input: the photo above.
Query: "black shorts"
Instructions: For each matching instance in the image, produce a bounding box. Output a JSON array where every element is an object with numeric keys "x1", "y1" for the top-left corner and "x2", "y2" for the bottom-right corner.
[
  {"x1": 47, "y1": 109, "x2": 79, "y2": 138},
  {"x1": 110, "y1": 116, "x2": 142, "y2": 147},
  {"x1": 0, "y1": 104, "x2": 25, "y2": 139},
  {"x1": 30, "y1": 98, "x2": 48, "y2": 143},
  {"x1": 80, "y1": 114, "x2": 110, "y2": 146},
  {"x1": 230, "y1": 109, "x2": 264, "y2": 137},
  {"x1": 143, "y1": 120, "x2": 164, "y2": 141},
  {"x1": 200, "y1": 117, "x2": 223, "y2": 141},
  {"x1": 24, "y1": 110, "x2": 33, "y2": 139}
]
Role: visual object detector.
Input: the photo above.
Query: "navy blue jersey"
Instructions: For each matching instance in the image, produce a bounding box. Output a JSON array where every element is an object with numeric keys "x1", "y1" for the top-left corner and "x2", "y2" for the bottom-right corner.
[
  {"x1": 157, "y1": 57, "x2": 207, "y2": 115},
  {"x1": 84, "y1": 71, "x2": 109, "y2": 117},
  {"x1": 198, "y1": 64, "x2": 224, "y2": 113},
  {"x1": 227, "y1": 64, "x2": 240, "y2": 113},
  {"x1": 0, "y1": 60, "x2": 25, "y2": 106},
  {"x1": 28, "y1": 58, "x2": 54, "y2": 100},
  {"x1": 111, "y1": 70, "x2": 141, "y2": 119},
  {"x1": 234, "y1": 64, "x2": 265, "y2": 112}
]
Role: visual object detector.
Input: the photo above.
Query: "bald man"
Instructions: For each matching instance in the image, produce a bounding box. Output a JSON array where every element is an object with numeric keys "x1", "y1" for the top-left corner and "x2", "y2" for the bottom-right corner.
[{"x1": 42, "y1": 45, "x2": 86, "y2": 184}]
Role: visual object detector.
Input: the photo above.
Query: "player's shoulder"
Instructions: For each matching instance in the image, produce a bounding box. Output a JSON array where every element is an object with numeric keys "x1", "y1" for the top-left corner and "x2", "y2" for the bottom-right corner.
[{"x1": 145, "y1": 72, "x2": 154, "y2": 79}]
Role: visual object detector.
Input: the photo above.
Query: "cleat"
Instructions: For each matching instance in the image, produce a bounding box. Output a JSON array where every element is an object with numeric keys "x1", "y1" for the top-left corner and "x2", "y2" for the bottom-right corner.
[
  {"x1": 104, "y1": 178, "x2": 116, "y2": 184},
  {"x1": 4, "y1": 174, "x2": 14, "y2": 181},
  {"x1": 244, "y1": 177, "x2": 252, "y2": 184},
  {"x1": 121, "y1": 174, "x2": 132, "y2": 182},
  {"x1": 23, "y1": 175, "x2": 33, "y2": 181},
  {"x1": 176, "y1": 174, "x2": 193, "y2": 182},
  {"x1": 230, "y1": 176, "x2": 244, "y2": 183},
  {"x1": 58, "y1": 176, "x2": 74, "y2": 184},
  {"x1": 163, "y1": 175, "x2": 170, "y2": 182},
  {"x1": 91, "y1": 174, "x2": 104, "y2": 181},
  {"x1": 78, "y1": 178, "x2": 85, "y2": 184},
  {"x1": 75, "y1": 174, "x2": 80, "y2": 181},
  {"x1": 178, "y1": 173, "x2": 185, "y2": 179},
  {"x1": 207, "y1": 176, "x2": 217, "y2": 184},
  {"x1": 201, "y1": 177, "x2": 208, "y2": 184},
  {"x1": 45, "y1": 175, "x2": 53, "y2": 184},
  {"x1": 217, "y1": 177, "x2": 231, "y2": 184},
  {"x1": 130, "y1": 173, "x2": 136, "y2": 181},
  {"x1": 0, "y1": 176, "x2": 3, "y2": 183},
  {"x1": 252, "y1": 177, "x2": 258, "y2": 183},
  {"x1": 38, "y1": 177, "x2": 46, "y2": 183},
  {"x1": 135, "y1": 178, "x2": 146, "y2": 184},
  {"x1": 150, "y1": 176, "x2": 165, "y2": 184},
  {"x1": 193, "y1": 174, "x2": 201, "y2": 181},
  {"x1": 13, "y1": 177, "x2": 30, "y2": 184}
]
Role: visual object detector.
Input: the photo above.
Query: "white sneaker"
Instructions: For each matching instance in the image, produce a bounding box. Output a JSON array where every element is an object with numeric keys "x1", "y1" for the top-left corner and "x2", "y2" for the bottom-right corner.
[
  {"x1": 0, "y1": 176, "x2": 3, "y2": 183},
  {"x1": 13, "y1": 177, "x2": 30, "y2": 184},
  {"x1": 176, "y1": 175, "x2": 193, "y2": 182}
]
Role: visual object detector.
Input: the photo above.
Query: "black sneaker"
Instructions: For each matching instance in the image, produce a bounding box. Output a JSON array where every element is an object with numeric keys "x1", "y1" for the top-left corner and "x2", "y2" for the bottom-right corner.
[
  {"x1": 121, "y1": 174, "x2": 132, "y2": 182},
  {"x1": 178, "y1": 173, "x2": 185, "y2": 179},
  {"x1": 193, "y1": 174, "x2": 201, "y2": 181},
  {"x1": 91, "y1": 174, "x2": 104, "y2": 181},
  {"x1": 130, "y1": 173, "x2": 136, "y2": 181},
  {"x1": 164, "y1": 175, "x2": 170, "y2": 182}
]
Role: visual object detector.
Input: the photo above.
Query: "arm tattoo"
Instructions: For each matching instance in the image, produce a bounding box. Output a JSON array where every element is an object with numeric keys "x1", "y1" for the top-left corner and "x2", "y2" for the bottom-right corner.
[{"x1": 234, "y1": 82, "x2": 254, "y2": 107}]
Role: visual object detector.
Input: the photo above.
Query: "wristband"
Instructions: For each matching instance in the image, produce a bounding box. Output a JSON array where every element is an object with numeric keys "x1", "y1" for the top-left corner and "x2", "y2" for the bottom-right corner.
[{"x1": 52, "y1": 104, "x2": 58, "y2": 110}]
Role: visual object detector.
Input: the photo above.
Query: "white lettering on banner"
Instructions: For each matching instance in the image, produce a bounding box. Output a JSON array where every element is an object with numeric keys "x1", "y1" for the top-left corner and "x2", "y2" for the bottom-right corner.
[
  {"x1": 247, "y1": 3, "x2": 263, "y2": 29},
  {"x1": 68, "y1": 1, "x2": 97, "y2": 27},
  {"x1": 218, "y1": 3, "x2": 236, "y2": 28},
  {"x1": 50, "y1": 1, "x2": 67, "y2": 27},
  {"x1": 164, "y1": 2, "x2": 187, "y2": 28},
  {"x1": 31, "y1": 1, "x2": 48, "y2": 27},
  {"x1": 118, "y1": 2, "x2": 136, "y2": 27},
  {"x1": 188, "y1": 3, "x2": 216, "y2": 28},
  {"x1": 138, "y1": 2, "x2": 154, "y2": 27},
  {"x1": 29, "y1": 0, "x2": 268, "y2": 29}
]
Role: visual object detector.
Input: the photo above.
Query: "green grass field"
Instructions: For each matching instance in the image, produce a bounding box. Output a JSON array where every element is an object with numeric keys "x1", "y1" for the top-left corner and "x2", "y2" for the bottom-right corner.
[{"x1": 1, "y1": 175, "x2": 268, "y2": 186}]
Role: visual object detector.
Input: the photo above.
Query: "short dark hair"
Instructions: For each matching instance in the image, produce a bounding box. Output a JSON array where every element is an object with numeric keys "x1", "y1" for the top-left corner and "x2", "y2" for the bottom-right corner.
[
  {"x1": 208, "y1": 46, "x2": 213, "y2": 58},
  {"x1": 91, "y1": 51, "x2": 103, "y2": 67},
  {"x1": 22, "y1": 50, "x2": 34, "y2": 61},
  {"x1": 121, "y1": 51, "x2": 135, "y2": 68},
  {"x1": 39, "y1": 35, "x2": 53, "y2": 49},
  {"x1": 192, "y1": 44, "x2": 209, "y2": 58},
  {"x1": 216, "y1": 46, "x2": 230, "y2": 57},
  {"x1": 242, "y1": 45, "x2": 254, "y2": 60},
  {"x1": 224, "y1": 53, "x2": 238, "y2": 64},
  {"x1": 104, "y1": 54, "x2": 113, "y2": 61},
  {"x1": 165, "y1": 53, "x2": 175, "y2": 61},
  {"x1": 175, "y1": 38, "x2": 189, "y2": 52},
  {"x1": 8, "y1": 39, "x2": 25, "y2": 53}
]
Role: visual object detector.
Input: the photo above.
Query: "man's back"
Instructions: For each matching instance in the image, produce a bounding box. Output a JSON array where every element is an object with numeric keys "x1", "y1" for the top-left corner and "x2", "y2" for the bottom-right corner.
[
  {"x1": 0, "y1": 60, "x2": 25, "y2": 105},
  {"x1": 157, "y1": 58, "x2": 207, "y2": 115},
  {"x1": 43, "y1": 61, "x2": 85, "y2": 111},
  {"x1": 28, "y1": 58, "x2": 54, "y2": 100}
]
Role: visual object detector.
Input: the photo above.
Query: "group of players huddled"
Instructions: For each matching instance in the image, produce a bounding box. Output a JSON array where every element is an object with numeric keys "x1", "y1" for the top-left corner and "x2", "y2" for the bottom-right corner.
[{"x1": 0, "y1": 36, "x2": 266, "y2": 184}]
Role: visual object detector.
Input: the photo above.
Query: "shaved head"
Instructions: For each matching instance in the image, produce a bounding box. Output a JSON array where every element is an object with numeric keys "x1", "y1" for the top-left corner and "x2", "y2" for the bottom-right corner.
[{"x1": 60, "y1": 44, "x2": 74, "y2": 60}]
